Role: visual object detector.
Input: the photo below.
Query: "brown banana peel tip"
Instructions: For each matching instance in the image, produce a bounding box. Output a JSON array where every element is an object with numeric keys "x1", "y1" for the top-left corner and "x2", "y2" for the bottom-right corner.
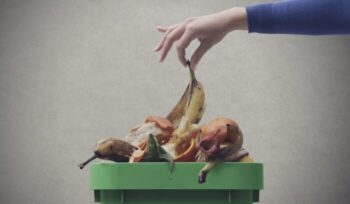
[{"x1": 78, "y1": 155, "x2": 98, "y2": 170}]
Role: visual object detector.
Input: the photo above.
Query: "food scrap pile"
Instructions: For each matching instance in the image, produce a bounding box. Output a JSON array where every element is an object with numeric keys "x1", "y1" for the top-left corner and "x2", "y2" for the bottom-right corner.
[{"x1": 78, "y1": 66, "x2": 253, "y2": 183}]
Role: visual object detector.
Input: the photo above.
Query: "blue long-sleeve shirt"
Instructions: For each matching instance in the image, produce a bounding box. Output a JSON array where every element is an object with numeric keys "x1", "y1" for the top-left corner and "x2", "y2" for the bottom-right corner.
[{"x1": 246, "y1": 0, "x2": 350, "y2": 35}]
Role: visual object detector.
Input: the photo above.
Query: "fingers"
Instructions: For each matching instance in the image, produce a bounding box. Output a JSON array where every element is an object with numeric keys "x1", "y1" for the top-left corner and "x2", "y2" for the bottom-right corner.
[
  {"x1": 159, "y1": 24, "x2": 186, "y2": 62},
  {"x1": 154, "y1": 30, "x2": 170, "y2": 51},
  {"x1": 154, "y1": 28, "x2": 175, "y2": 51},
  {"x1": 155, "y1": 21, "x2": 197, "y2": 66},
  {"x1": 190, "y1": 41, "x2": 212, "y2": 71},
  {"x1": 175, "y1": 28, "x2": 195, "y2": 67},
  {"x1": 156, "y1": 26, "x2": 168, "y2": 33},
  {"x1": 156, "y1": 24, "x2": 179, "y2": 33},
  {"x1": 176, "y1": 45, "x2": 186, "y2": 67},
  {"x1": 154, "y1": 24, "x2": 182, "y2": 51}
]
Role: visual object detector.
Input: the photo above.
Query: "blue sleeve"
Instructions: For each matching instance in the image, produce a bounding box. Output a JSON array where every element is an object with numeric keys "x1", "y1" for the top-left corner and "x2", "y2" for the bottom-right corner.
[{"x1": 246, "y1": 0, "x2": 350, "y2": 35}]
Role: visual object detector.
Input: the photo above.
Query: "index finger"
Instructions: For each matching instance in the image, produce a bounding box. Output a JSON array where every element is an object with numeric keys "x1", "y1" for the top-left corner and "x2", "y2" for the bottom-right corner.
[{"x1": 175, "y1": 28, "x2": 196, "y2": 67}]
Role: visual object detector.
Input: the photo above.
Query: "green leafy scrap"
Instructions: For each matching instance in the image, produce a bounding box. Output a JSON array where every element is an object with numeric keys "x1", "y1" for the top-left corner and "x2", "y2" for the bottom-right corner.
[{"x1": 142, "y1": 134, "x2": 174, "y2": 173}]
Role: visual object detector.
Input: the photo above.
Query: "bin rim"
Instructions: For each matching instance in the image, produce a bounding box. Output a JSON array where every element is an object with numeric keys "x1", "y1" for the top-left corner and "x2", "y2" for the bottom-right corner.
[{"x1": 89, "y1": 162, "x2": 264, "y2": 190}]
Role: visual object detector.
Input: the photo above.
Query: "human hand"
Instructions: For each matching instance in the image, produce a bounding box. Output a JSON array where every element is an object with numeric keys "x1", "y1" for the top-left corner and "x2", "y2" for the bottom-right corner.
[{"x1": 154, "y1": 7, "x2": 247, "y2": 70}]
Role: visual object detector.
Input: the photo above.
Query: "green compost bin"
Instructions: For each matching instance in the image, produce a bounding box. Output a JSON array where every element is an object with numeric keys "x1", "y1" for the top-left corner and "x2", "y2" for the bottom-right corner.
[{"x1": 90, "y1": 162, "x2": 264, "y2": 204}]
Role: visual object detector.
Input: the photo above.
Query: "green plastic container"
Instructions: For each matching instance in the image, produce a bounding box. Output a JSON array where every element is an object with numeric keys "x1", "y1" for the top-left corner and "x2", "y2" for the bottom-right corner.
[{"x1": 90, "y1": 162, "x2": 263, "y2": 204}]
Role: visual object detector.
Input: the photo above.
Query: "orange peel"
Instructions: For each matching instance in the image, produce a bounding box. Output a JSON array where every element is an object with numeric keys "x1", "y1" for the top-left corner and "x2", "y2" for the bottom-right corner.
[{"x1": 174, "y1": 138, "x2": 197, "y2": 162}]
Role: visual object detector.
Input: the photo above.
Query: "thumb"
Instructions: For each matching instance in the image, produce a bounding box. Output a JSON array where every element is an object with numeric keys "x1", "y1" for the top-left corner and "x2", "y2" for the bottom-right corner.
[{"x1": 190, "y1": 41, "x2": 211, "y2": 71}]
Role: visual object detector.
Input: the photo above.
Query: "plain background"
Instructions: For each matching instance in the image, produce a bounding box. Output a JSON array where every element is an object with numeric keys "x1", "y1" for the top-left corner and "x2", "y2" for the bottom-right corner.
[{"x1": 1, "y1": 0, "x2": 350, "y2": 203}]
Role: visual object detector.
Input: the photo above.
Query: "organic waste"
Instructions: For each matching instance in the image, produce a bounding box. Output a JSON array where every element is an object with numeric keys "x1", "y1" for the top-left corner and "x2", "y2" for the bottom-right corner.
[
  {"x1": 78, "y1": 138, "x2": 138, "y2": 169},
  {"x1": 78, "y1": 63, "x2": 253, "y2": 183}
]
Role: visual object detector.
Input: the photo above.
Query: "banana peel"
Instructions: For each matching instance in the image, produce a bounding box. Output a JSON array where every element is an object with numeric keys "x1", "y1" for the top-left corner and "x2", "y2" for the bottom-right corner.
[
  {"x1": 197, "y1": 124, "x2": 246, "y2": 183},
  {"x1": 166, "y1": 84, "x2": 190, "y2": 128},
  {"x1": 198, "y1": 148, "x2": 249, "y2": 183},
  {"x1": 78, "y1": 138, "x2": 138, "y2": 169},
  {"x1": 184, "y1": 67, "x2": 206, "y2": 124},
  {"x1": 238, "y1": 155, "x2": 254, "y2": 162},
  {"x1": 166, "y1": 65, "x2": 205, "y2": 129}
]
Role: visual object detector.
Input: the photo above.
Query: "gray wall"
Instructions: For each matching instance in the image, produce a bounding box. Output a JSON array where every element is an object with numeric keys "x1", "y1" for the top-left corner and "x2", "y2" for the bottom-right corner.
[{"x1": 1, "y1": 0, "x2": 349, "y2": 203}]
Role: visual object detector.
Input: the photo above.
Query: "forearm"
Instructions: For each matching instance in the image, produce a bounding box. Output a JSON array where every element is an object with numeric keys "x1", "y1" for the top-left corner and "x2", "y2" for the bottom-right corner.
[
  {"x1": 246, "y1": 0, "x2": 350, "y2": 35},
  {"x1": 218, "y1": 7, "x2": 248, "y2": 32}
]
